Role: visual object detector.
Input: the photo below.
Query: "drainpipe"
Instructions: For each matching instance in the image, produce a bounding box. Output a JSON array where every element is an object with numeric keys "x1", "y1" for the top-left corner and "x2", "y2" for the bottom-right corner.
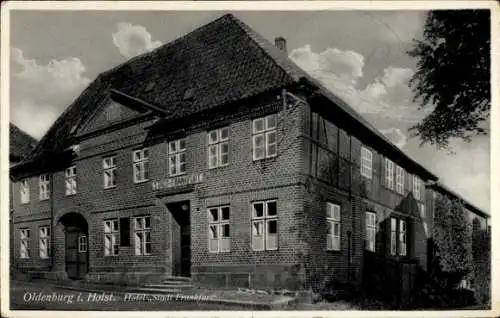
[
  {"x1": 348, "y1": 132, "x2": 354, "y2": 283},
  {"x1": 50, "y1": 171, "x2": 55, "y2": 273}
]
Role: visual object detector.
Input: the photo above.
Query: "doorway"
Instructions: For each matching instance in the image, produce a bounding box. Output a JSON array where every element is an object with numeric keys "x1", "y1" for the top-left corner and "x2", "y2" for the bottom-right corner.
[
  {"x1": 168, "y1": 201, "x2": 191, "y2": 277},
  {"x1": 60, "y1": 212, "x2": 89, "y2": 280}
]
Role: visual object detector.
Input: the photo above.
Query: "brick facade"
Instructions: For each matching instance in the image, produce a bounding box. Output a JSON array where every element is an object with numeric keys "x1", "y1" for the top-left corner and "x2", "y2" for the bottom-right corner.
[{"x1": 10, "y1": 14, "x2": 489, "y2": 294}]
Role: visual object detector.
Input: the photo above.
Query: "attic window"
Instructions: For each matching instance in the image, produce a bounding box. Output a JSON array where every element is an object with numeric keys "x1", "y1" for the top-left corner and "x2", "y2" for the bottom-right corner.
[
  {"x1": 106, "y1": 102, "x2": 122, "y2": 122},
  {"x1": 145, "y1": 82, "x2": 156, "y2": 92},
  {"x1": 183, "y1": 88, "x2": 195, "y2": 100}
]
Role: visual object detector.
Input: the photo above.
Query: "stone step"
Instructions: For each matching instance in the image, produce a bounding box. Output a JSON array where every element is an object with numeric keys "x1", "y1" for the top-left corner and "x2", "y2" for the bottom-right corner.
[
  {"x1": 135, "y1": 287, "x2": 183, "y2": 294},
  {"x1": 160, "y1": 276, "x2": 192, "y2": 283},
  {"x1": 144, "y1": 283, "x2": 193, "y2": 289}
]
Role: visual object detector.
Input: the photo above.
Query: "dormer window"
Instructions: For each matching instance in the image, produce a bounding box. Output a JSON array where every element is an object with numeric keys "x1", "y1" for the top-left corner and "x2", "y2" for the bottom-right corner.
[{"x1": 106, "y1": 102, "x2": 122, "y2": 122}]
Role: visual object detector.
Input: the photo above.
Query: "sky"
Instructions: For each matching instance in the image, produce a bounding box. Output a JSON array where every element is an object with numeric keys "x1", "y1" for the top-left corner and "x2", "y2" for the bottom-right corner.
[{"x1": 9, "y1": 10, "x2": 490, "y2": 213}]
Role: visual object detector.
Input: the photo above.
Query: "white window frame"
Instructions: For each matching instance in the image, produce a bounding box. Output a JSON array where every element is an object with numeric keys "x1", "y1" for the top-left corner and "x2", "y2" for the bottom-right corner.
[
  {"x1": 419, "y1": 203, "x2": 426, "y2": 218},
  {"x1": 168, "y1": 139, "x2": 186, "y2": 176},
  {"x1": 207, "y1": 206, "x2": 231, "y2": 253},
  {"x1": 39, "y1": 226, "x2": 50, "y2": 259},
  {"x1": 252, "y1": 114, "x2": 277, "y2": 161},
  {"x1": 20, "y1": 228, "x2": 30, "y2": 259},
  {"x1": 20, "y1": 179, "x2": 30, "y2": 204},
  {"x1": 103, "y1": 156, "x2": 117, "y2": 189},
  {"x1": 413, "y1": 175, "x2": 421, "y2": 200},
  {"x1": 104, "y1": 219, "x2": 119, "y2": 256},
  {"x1": 360, "y1": 147, "x2": 373, "y2": 179},
  {"x1": 208, "y1": 127, "x2": 230, "y2": 169},
  {"x1": 390, "y1": 218, "x2": 397, "y2": 256},
  {"x1": 400, "y1": 220, "x2": 407, "y2": 256},
  {"x1": 396, "y1": 165, "x2": 405, "y2": 194},
  {"x1": 326, "y1": 203, "x2": 341, "y2": 251},
  {"x1": 39, "y1": 174, "x2": 50, "y2": 201},
  {"x1": 78, "y1": 235, "x2": 87, "y2": 253},
  {"x1": 385, "y1": 158, "x2": 394, "y2": 189},
  {"x1": 251, "y1": 200, "x2": 278, "y2": 251},
  {"x1": 65, "y1": 166, "x2": 77, "y2": 196},
  {"x1": 365, "y1": 212, "x2": 376, "y2": 252},
  {"x1": 134, "y1": 216, "x2": 151, "y2": 255},
  {"x1": 133, "y1": 149, "x2": 149, "y2": 183}
]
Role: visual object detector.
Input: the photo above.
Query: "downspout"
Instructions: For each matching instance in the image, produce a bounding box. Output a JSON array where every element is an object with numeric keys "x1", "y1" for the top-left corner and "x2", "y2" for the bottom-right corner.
[
  {"x1": 50, "y1": 171, "x2": 55, "y2": 272},
  {"x1": 348, "y1": 133, "x2": 354, "y2": 283}
]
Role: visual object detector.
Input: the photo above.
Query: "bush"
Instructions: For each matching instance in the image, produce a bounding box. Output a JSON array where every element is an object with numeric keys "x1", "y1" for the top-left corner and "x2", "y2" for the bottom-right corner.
[{"x1": 319, "y1": 279, "x2": 360, "y2": 302}]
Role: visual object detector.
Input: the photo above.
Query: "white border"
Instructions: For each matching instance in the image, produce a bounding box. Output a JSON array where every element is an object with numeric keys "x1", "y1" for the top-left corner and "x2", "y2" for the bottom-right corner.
[{"x1": 1, "y1": 1, "x2": 499, "y2": 318}]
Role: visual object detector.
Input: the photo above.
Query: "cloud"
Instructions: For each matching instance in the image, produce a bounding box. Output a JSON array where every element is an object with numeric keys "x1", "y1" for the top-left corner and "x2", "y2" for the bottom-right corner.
[
  {"x1": 112, "y1": 23, "x2": 162, "y2": 58},
  {"x1": 10, "y1": 48, "x2": 91, "y2": 139},
  {"x1": 289, "y1": 45, "x2": 489, "y2": 213},
  {"x1": 380, "y1": 128, "x2": 408, "y2": 149}
]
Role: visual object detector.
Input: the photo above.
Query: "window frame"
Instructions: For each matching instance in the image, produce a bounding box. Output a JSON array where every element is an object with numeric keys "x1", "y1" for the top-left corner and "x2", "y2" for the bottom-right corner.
[
  {"x1": 390, "y1": 217, "x2": 397, "y2": 256},
  {"x1": 208, "y1": 127, "x2": 230, "y2": 169},
  {"x1": 413, "y1": 175, "x2": 421, "y2": 200},
  {"x1": 65, "y1": 166, "x2": 77, "y2": 196},
  {"x1": 251, "y1": 200, "x2": 278, "y2": 251},
  {"x1": 168, "y1": 139, "x2": 187, "y2": 177},
  {"x1": 207, "y1": 205, "x2": 231, "y2": 253},
  {"x1": 133, "y1": 148, "x2": 149, "y2": 183},
  {"x1": 39, "y1": 226, "x2": 50, "y2": 259},
  {"x1": 20, "y1": 179, "x2": 30, "y2": 204},
  {"x1": 104, "y1": 219, "x2": 120, "y2": 256},
  {"x1": 360, "y1": 147, "x2": 373, "y2": 179},
  {"x1": 134, "y1": 216, "x2": 151, "y2": 256},
  {"x1": 396, "y1": 165, "x2": 405, "y2": 194},
  {"x1": 326, "y1": 202, "x2": 341, "y2": 251},
  {"x1": 78, "y1": 235, "x2": 87, "y2": 253},
  {"x1": 252, "y1": 114, "x2": 277, "y2": 161},
  {"x1": 385, "y1": 158, "x2": 394, "y2": 189},
  {"x1": 39, "y1": 174, "x2": 50, "y2": 201},
  {"x1": 20, "y1": 228, "x2": 30, "y2": 259},
  {"x1": 399, "y1": 219, "x2": 407, "y2": 256},
  {"x1": 103, "y1": 156, "x2": 117, "y2": 189},
  {"x1": 365, "y1": 211, "x2": 377, "y2": 252}
]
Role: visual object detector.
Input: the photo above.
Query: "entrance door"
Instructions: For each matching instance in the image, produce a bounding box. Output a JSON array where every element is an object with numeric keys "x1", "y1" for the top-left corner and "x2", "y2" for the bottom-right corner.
[
  {"x1": 169, "y1": 201, "x2": 191, "y2": 277},
  {"x1": 180, "y1": 215, "x2": 191, "y2": 277},
  {"x1": 65, "y1": 225, "x2": 88, "y2": 279}
]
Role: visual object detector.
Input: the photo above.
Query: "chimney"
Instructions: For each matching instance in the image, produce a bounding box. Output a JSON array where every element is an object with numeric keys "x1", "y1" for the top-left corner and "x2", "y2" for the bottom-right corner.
[{"x1": 275, "y1": 37, "x2": 287, "y2": 53}]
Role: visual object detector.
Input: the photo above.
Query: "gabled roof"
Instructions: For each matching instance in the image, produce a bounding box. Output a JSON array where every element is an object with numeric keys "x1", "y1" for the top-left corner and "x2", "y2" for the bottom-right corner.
[
  {"x1": 427, "y1": 181, "x2": 490, "y2": 219},
  {"x1": 9, "y1": 124, "x2": 37, "y2": 162},
  {"x1": 16, "y1": 13, "x2": 437, "y2": 181}
]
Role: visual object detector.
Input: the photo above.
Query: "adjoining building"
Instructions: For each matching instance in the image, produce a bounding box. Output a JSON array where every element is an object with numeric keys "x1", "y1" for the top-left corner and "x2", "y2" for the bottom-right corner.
[
  {"x1": 10, "y1": 14, "x2": 489, "y2": 293},
  {"x1": 9, "y1": 124, "x2": 38, "y2": 272}
]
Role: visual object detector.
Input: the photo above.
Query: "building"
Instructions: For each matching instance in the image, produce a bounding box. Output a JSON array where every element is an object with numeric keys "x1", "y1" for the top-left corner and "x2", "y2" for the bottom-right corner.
[
  {"x1": 9, "y1": 124, "x2": 38, "y2": 271},
  {"x1": 10, "y1": 14, "x2": 489, "y2": 293}
]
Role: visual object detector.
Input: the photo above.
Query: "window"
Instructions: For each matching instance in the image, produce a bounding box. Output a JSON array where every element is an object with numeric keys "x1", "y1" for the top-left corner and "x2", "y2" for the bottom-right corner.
[
  {"x1": 134, "y1": 216, "x2": 151, "y2": 255},
  {"x1": 390, "y1": 218, "x2": 397, "y2": 256},
  {"x1": 251, "y1": 200, "x2": 278, "y2": 251},
  {"x1": 168, "y1": 139, "x2": 186, "y2": 176},
  {"x1": 385, "y1": 159, "x2": 394, "y2": 189},
  {"x1": 365, "y1": 212, "x2": 376, "y2": 252},
  {"x1": 20, "y1": 228, "x2": 30, "y2": 259},
  {"x1": 104, "y1": 219, "x2": 119, "y2": 256},
  {"x1": 20, "y1": 179, "x2": 29, "y2": 204},
  {"x1": 400, "y1": 220, "x2": 407, "y2": 256},
  {"x1": 103, "y1": 156, "x2": 117, "y2": 189},
  {"x1": 252, "y1": 114, "x2": 277, "y2": 160},
  {"x1": 106, "y1": 102, "x2": 121, "y2": 121},
  {"x1": 78, "y1": 235, "x2": 87, "y2": 252},
  {"x1": 413, "y1": 175, "x2": 421, "y2": 200},
  {"x1": 39, "y1": 226, "x2": 50, "y2": 259},
  {"x1": 133, "y1": 149, "x2": 149, "y2": 183},
  {"x1": 208, "y1": 127, "x2": 229, "y2": 169},
  {"x1": 39, "y1": 174, "x2": 50, "y2": 201},
  {"x1": 419, "y1": 203, "x2": 426, "y2": 218},
  {"x1": 390, "y1": 217, "x2": 408, "y2": 257},
  {"x1": 326, "y1": 203, "x2": 341, "y2": 251},
  {"x1": 360, "y1": 147, "x2": 373, "y2": 179},
  {"x1": 396, "y1": 165, "x2": 405, "y2": 194},
  {"x1": 208, "y1": 206, "x2": 230, "y2": 253},
  {"x1": 65, "y1": 166, "x2": 77, "y2": 196}
]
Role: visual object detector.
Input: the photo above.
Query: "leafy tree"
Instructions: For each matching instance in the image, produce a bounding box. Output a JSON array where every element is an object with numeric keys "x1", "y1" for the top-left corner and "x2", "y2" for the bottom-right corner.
[
  {"x1": 432, "y1": 195, "x2": 472, "y2": 286},
  {"x1": 407, "y1": 10, "x2": 490, "y2": 148}
]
